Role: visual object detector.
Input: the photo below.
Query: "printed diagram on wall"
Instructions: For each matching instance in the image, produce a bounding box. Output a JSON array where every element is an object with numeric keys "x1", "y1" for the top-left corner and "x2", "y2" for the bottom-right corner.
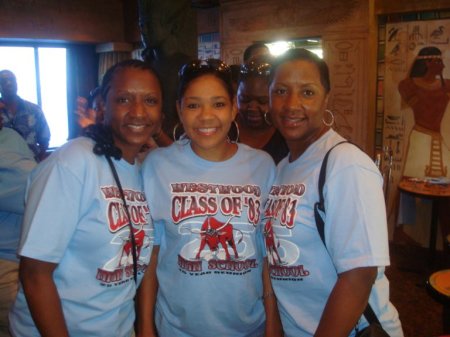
[{"x1": 383, "y1": 19, "x2": 450, "y2": 245}]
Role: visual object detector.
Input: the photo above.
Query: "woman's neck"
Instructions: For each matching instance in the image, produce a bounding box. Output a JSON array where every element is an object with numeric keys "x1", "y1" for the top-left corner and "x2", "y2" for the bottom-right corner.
[
  {"x1": 191, "y1": 142, "x2": 238, "y2": 162},
  {"x1": 288, "y1": 126, "x2": 330, "y2": 162},
  {"x1": 237, "y1": 121, "x2": 276, "y2": 149}
]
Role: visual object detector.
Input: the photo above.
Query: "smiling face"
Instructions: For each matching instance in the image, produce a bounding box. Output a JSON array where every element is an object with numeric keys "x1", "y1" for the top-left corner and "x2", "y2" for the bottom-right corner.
[
  {"x1": 237, "y1": 76, "x2": 270, "y2": 129},
  {"x1": 269, "y1": 59, "x2": 329, "y2": 159},
  {"x1": 177, "y1": 74, "x2": 237, "y2": 161},
  {"x1": 103, "y1": 67, "x2": 162, "y2": 163}
]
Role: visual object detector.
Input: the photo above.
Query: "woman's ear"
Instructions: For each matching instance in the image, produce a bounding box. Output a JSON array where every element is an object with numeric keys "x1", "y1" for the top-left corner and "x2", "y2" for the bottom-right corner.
[
  {"x1": 231, "y1": 96, "x2": 238, "y2": 120},
  {"x1": 324, "y1": 93, "x2": 330, "y2": 109},
  {"x1": 176, "y1": 100, "x2": 182, "y2": 121}
]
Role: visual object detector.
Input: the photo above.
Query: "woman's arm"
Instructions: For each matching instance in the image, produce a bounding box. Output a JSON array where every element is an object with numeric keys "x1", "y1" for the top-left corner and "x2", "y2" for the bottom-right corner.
[
  {"x1": 262, "y1": 258, "x2": 284, "y2": 337},
  {"x1": 314, "y1": 266, "x2": 377, "y2": 337},
  {"x1": 135, "y1": 245, "x2": 160, "y2": 337},
  {"x1": 20, "y1": 257, "x2": 69, "y2": 337}
]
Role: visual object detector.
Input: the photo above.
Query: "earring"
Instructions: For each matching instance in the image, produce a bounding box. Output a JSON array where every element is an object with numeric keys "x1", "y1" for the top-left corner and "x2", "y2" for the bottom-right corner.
[
  {"x1": 264, "y1": 111, "x2": 272, "y2": 126},
  {"x1": 322, "y1": 109, "x2": 335, "y2": 127},
  {"x1": 172, "y1": 123, "x2": 188, "y2": 142},
  {"x1": 172, "y1": 123, "x2": 180, "y2": 141},
  {"x1": 227, "y1": 120, "x2": 240, "y2": 144}
]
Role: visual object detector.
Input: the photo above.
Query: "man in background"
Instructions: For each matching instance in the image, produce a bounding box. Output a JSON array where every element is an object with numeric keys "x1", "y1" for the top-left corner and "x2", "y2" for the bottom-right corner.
[
  {"x1": 0, "y1": 118, "x2": 37, "y2": 336},
  {"x1": 0, "y1": 70, "x2": 50, "y2": 161}
]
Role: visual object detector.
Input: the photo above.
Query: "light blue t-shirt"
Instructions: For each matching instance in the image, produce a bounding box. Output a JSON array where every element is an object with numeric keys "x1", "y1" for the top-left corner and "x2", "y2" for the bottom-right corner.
[
  {"x1": 142, "y1": 141, "x2": 276, "y2": 337},
  {"x1": 0, "y1": 127, "x2": 36, "y2": 262},
  {"x1": 264, "y1": 129, "x2": 403, "y2": 337},
  {"x1": 9, "y1": 137, "x2": 155, "y2": 337}
]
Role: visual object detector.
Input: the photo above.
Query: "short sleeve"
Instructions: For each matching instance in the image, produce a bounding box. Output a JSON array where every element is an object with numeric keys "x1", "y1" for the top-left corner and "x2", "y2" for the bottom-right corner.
[
  {"x1": 324, "y1": 148, "x2": 390, "y2": 273},
  {"x1": 19, "y1": 158, "x2": 83, "y2": 263}
]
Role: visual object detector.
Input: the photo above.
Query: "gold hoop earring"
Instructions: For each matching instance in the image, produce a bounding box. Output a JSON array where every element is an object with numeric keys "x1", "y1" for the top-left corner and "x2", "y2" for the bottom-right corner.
[
  {"x1": 323, "y1": 109, "x2": 334, "y2": 127},
  {"x1": 264, "y1": 111, "x2": 272, "y2": 126},
  {"x1": 227, "y1": 120, "x2": 240, "y2": 144}
]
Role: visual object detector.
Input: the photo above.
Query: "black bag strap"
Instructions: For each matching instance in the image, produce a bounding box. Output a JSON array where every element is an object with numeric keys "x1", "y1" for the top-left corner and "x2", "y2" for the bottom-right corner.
[
  {"x1": 105, "y1": 156, "x2": 138, "y2": 284},
  {"x1": 84, "y1": 124, "x2": 138, "y2": 284},
  {"x1": 313, "y1": 140, "x2": 382, "y2": 326}
]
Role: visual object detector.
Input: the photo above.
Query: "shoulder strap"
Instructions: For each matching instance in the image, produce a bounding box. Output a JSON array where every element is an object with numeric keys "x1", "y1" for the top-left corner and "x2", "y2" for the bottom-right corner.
[
  {"x1": 313, "y1": 140, "x2": 383, "y2": 326},
  {"x1": 314, "y1": 140, "x2": 349, "y2": 245},
  {"x1": 106, "y1": 156, "x2": 138, "y2": 284}
]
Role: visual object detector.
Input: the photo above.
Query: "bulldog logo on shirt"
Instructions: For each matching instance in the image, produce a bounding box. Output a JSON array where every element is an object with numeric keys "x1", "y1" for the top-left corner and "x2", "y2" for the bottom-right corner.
[
  {"x1": 170, "y1": 182, "x2": 261, "y2": 276},
  {"x1": 95, "y1": 186, "x2": 153, "y2": 286},
  {"x1": 264, "y1": 184, "x2": 311, "y2": 280}
]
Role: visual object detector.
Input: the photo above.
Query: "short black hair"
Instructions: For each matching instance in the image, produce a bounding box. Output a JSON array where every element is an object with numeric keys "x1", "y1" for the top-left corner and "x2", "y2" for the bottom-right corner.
[
  {"x1": 100, "y1": 59, "x2": 163, "y2": 101},
  {"x1": 243, "y1": 43, "x2": 269, "y2": 63},
  {"x1": 270, "y1": 48, "x2": 330, "y2": 94}
]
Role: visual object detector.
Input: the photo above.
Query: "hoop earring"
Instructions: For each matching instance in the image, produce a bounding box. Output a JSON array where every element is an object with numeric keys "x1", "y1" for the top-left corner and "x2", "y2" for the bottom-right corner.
[
  {"x1": 172, "y1": 123, "x2": 179, "y2": 141},
  {"x1": 264, "y1": 111, "x2": 272, "y2": 126},
  {"x1": 228, "y1": 120, "x2": 240, "y2": 144},
  {"x1": 323, "y1": 109, "x2": 335, "y2": 127},
  {"x1": 172, "y1": 123, "x2": 188, "y2": 142}
]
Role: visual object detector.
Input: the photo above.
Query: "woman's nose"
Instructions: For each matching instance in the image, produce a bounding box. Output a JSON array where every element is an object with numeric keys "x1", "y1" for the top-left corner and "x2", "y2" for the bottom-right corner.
[
  {"x1": 286, "y1": 92, "x2": 302, "y2": 110},
  {"x1": 129, "y1": 100, "x2": 146, "y2": 117},
  {"x1": 199, "y1": 105, "x2": 214, "y2": 119}
]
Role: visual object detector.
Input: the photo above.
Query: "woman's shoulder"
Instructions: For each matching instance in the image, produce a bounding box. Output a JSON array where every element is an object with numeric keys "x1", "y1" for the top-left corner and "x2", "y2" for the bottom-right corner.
[
  {"x1": 324, "y1": 135, "x2": 377, "y2": 173},
  {"x1": 42, "y1": 137, "x2": 98, "y2": 171}
]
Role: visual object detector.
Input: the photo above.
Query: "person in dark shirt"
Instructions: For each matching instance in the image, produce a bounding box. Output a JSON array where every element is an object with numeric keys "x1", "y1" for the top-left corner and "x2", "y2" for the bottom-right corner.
[{"x1": 0, "y1": 70, "x2": 50, "y2": 161}]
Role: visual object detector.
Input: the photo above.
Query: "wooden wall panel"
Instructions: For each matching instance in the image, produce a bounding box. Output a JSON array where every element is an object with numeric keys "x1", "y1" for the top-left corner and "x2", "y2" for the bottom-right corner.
[
  {"x1": 220, "y1": 0, "x2": 373, "y2": 151},
  {"x1": 0, "y1": 0, "x2": 126, "y2": 43}
]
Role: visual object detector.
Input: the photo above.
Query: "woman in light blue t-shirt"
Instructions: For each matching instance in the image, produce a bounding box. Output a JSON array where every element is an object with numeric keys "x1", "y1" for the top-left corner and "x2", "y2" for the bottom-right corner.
[{"x1": 140, "y1": 59, "x2": 282, "y2": 337}]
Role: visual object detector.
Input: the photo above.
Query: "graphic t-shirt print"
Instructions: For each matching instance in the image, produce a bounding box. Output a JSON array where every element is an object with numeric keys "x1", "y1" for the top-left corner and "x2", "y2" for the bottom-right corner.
[
  {"x1": 96, "y1": 185, "x2": 152, "y2": 285},
  {"x1": 171, "y1": 182, "x2": 261, "y2": 276},
  {"x1": 263, "y1": 184, "x2": 311, "y2": 280}
]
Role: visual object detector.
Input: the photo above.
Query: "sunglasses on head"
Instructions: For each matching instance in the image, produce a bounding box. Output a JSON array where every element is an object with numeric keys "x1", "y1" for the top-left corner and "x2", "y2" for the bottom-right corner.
[
  {"x1": 178, "y1": 59, "x2": 231, "y2": 79},
  {"x1": 240, "y1": 61, "x2": 272, "y2": 77}
]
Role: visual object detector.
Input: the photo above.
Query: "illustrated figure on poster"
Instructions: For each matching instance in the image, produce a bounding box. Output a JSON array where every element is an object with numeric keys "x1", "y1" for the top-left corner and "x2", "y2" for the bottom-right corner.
[{"x1": 398, "y1": 46, "x2": 450, "y2": 178}]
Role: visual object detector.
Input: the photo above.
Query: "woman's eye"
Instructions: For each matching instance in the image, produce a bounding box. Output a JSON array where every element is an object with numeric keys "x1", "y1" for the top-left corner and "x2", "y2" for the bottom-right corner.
[
  {"x1": 145, "y1": 97, "x2": 158, "y2": 105},
  {"x1": 187, "y1": 103, "x2": 199, "y2": 109},
  {"x1": 273, "y1": 88, "x2": 287, "y2": 95},
  {"x1": 238, "y1": 96, "x2": 251, "y2": 104},
  {"x1": 303, "y1": 89, "x2": 314, "y2": 97},
  {"x1": 214, "y1": 102, "x2": 226, "y2": 108},
  {"x1": 117, "y1": 97, "x2": 129, "y2": 104}
]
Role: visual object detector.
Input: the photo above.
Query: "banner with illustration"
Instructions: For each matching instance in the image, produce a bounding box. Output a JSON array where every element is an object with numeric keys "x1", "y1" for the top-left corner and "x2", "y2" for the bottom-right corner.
[{"x1": 383, "y1": 19, "x2": 450, "y2": 246}]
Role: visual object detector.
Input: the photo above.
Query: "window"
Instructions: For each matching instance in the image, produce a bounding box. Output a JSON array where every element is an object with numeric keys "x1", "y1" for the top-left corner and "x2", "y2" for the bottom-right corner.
[{"x1": 0, "y1": 45, "x2": 68, "y2": 148}]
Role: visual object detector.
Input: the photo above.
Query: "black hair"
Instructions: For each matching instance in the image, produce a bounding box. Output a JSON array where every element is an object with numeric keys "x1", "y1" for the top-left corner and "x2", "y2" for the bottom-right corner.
[
  {"x1": 269, "y1": 48, "x2": 330, "y2": 94},
  {"x1": 243, "y1": 43, "x2": 269, "y2": 63},
  {"x1": 409, "y1": 46, "x2": 442, "y2": 78},
  {"x1": 238, "y1": 54, "x2": 274, "y2": 84},
  {"x1": 100, "y1": 59, "x2": 163, "y2": 102},
  {"x1": 177, "y1": 59, "x2": 234, "y2": 101}
]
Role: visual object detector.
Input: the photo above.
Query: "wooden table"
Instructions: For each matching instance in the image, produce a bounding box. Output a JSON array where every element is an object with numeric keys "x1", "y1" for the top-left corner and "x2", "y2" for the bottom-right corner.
[{"x1": 398, "y1": 177, "x2": 450, "y2": 264}]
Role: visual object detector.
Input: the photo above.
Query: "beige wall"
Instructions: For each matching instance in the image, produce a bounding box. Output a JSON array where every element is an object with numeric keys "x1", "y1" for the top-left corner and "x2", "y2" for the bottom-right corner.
[{"x1": 219, "y1": 0, "x2": 376, "y2": 152}]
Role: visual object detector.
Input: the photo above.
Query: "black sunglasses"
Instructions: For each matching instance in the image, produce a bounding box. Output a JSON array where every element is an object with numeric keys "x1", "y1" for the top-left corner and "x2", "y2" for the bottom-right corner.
[
  {"x1": 178, "y1": 59, "x2": 231, "y2": 79},
  {"x1": 240, "y1": 60, "x2": 272, "y2": 77}
]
